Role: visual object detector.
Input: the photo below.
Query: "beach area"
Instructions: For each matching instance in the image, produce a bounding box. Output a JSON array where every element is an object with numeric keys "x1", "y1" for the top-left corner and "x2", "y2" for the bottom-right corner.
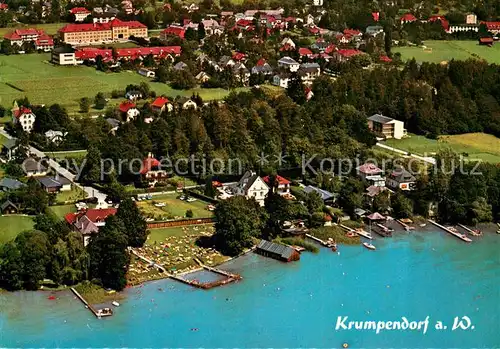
[{"x1": 0, "y1": 224, "x2": 499, "y2": 348}]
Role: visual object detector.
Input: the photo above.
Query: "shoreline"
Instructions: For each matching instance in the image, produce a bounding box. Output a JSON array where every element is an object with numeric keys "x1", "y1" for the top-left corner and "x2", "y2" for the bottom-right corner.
[{"x1": 6, "y1": 223, "x2": 498, "y2": 304}]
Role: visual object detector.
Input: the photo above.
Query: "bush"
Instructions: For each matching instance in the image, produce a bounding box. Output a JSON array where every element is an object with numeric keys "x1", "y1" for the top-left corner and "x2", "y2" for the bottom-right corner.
[{"x1": 186, "y1": 209, "x2": 194, "y2": 218}]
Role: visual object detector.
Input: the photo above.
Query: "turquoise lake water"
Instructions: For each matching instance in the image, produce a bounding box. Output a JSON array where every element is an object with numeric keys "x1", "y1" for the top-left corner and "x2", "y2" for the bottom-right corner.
[{"x1": 0, "y1": 229, "x2": 499, "y2": 348}]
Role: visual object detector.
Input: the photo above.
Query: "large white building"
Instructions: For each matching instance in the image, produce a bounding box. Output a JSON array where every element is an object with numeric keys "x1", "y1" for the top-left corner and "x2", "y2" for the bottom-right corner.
[
  {"x1": 233, "y1": 171, "x2": 269, "y2": 206},
  {"x1": 12, "y1": 104, "x2": 36, "y2": 133},
  {"x1": 367, "y1": 114, "x2": 407, "y2": 140}
]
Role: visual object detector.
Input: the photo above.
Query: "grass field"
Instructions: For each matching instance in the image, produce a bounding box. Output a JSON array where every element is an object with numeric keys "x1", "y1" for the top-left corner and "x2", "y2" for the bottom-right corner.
[
  {"x1": 0, "y1": 215, "x2": 34, "y2": 245},
  {"x1": 137, "y1": 193, "x2": 213, "y2": 220},
  {"x1": 56, "y1": 187, "x2": 87, "y2": 203},
  {"x1": 394, "y1": 40, "x2": 500, "y2": 64},
  {"x1": 383, "y1": 132, "x2": 500, "y2": 163},
  {"x1": 0, "y1": 54, "x2": 235, "y2": 112},
  {"x1": 49, "y1": 204, "x2": 76, "y2": 219},
  {"x1": 147, "y1": 224, "x2": 214, "y2": 244},
  {"x1": 50, "y1": 150, "x2": 87, "y2": 159},
  {"x1": 0, "y1": 23, "x2": 68, "y2": 37}
]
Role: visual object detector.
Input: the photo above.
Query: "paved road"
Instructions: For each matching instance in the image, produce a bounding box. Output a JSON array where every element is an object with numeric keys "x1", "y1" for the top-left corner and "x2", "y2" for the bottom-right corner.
[
  {"x1": 1, "y1": 128, "x2": 107, "y2": 204},
  {"x1": 376, "y1": 142, "x2": 436, "y2": 165}
]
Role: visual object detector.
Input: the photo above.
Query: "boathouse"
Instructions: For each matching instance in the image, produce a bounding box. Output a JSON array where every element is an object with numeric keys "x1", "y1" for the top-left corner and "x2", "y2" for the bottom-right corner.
[{"x1": 256, "y1": 240, "x2": 300, "y2": 262}]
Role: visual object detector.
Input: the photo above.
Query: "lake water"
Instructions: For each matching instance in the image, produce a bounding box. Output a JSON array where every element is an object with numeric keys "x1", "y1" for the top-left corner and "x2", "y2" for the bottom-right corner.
[{"x1": 1, "y1": 229, "x2": 499, "y2": 348}]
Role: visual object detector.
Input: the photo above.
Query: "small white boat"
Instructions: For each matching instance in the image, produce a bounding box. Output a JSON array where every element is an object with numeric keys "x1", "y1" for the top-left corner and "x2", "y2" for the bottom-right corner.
[
  {"x1": 363, "y1": 242, "x2": 376, "y2": 250},
  {"x1": 112, "y1": 301, "x2": 120, "y2": 307},
  {"x1": 420, "y1": 224, "x2": 426, "y2": 227}
]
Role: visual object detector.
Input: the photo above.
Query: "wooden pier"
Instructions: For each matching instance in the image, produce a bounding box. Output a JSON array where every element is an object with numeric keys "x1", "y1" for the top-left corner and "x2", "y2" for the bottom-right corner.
[
  {"x1": 396, "y1": 219, "x2": 414, "y2": 231},
  {"x1": 339, "y1": 224, "x2": 372, "y2": 240},
  {"x1": 70, "y1": 287, "x2": 113, "y2": 318},
  {"x1": 457, "y1": 223, "x2": 482, "y2": 236},
  {"x1": 428, "y1": 220, "x2": 472, "y2": 243}
]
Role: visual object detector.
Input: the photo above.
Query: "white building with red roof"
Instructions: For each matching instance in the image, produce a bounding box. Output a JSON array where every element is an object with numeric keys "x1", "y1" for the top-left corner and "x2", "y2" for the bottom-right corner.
[
  {"x1": 356, "y1": 163, "x2": 386, "y2": 187},
  {"x1": 263, "y1": 175, "x2": 291, "y2": 195},
  {"x1": 160, "y1": 25, "x2": 185, "y2": 40},
  {"x1": 58, "y1": 19, "x2": 147, "y2": 45},
  {"x1": 69, "y1": 7, "x2": 91, "y2": 21},
  {"x1": 400, "y1": 13, "x2": 417, "y2": 24},
  {"x1": 12, "y1": 104, "x2": 36, "y2": 133},
  {"x1": 141, "y1": 155, "x2": 168, "y2": 187},
  {"x1": 65, "y1": 208, "x2": 118, "y2": 246},
  {"x1": 151, "y1": 96, "x2": 173, "y2": 114},
  {"x1": 118, "y1": 100, "x2": 140, "y2": 121},
  {"x1": 3, "y1": 28, "x2": 54, "y2": 51}
]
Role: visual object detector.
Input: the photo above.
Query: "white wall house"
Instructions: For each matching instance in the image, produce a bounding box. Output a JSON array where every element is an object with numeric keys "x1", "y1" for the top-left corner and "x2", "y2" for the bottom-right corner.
[
  {"x1": 12, "y1": 105, "x2": 36, "y2": 133},
  {"x1": 233, "y1": 171, "x2": 269, "y2": 206},
  {"x1": 278, "y1": 56, "x2": 300, "y2": 72}
]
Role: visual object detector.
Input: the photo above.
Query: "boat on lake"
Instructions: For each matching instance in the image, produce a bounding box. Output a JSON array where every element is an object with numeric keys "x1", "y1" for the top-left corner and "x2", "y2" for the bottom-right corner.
[
  {"x1": 112, "y1": 301, "x2": 120, "y2": 307},
  {"x1": 362, "y1": 242, "x2": 376, "y2": 250}
]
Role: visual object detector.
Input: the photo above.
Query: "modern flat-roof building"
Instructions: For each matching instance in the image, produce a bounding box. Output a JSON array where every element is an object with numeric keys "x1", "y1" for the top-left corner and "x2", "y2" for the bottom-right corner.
[{"x1": 367, "y1": 114, "x2": 407, "y2": 140}]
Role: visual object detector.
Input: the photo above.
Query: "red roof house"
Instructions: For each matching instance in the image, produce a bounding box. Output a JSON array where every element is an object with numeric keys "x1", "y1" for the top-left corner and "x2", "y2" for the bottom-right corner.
[
  {"x1": 69, "y1": 7, "x2": 90, "y2": 14},
  {"x1": 429, "y1": 15, "x2": 450, "y2": 32},
  {"x1": 262, "y1": 175, "x2": 291, "y2": 194},
  {"x1": 232, "y1": 52, "x2": 246, "y2": 61},
  {"x1": 256, "y1": 58, "x2": 267, "y2": 66},
  {"x1": 0, "y1": 3, "x2": 8, "y2": 11},
  {"x1": 151, "y1": 96, "x2": 172, "y2": 113},
  {"x1": 140, "y1": 156, "x2": 168, "y2": 186},
  {"x1": 343, "y1": 28, "x2": 362, "y2": 36},
  {"x1": 160, "y1": 25, "x2": 185, "y2": 39},
  {"x1": 400, "y1": 13, "x2": 417, "y2": 23},
  {"x1": 379, "y1": 55, "x2": 392, "y2": 63},
  {"x1": 298, "y1": 47, "x2": 313, "y2": 57},
  {"x1": 119, "y1": 100, "x2": 136, "y2": 113},
  {"x1": 482, "y1": 21, "x2": 500, "y2": 32},
  {"x1": 372, "y1": 12, "x2": 380, "y2": 21},
  {"x1": 65, "y1": 208, "x2": 118, "y2": 245}
]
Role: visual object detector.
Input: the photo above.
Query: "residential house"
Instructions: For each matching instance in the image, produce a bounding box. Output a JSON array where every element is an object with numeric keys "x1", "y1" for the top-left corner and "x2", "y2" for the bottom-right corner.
[
  {"x1": 367, "y1": 114, "x2": 407, "y2": 139},
  {"x1": 3, "y1": 28, "x2": 54, "y2": 51},
  {"x1": 262, "y1": 175, "x2": 291, "y2": 195},
  {"x1": 0, "y1": 178, "x2": 25, "y2": 192},
  {"x1": 45, "y1": 130, "x2": 67, "y2": 143},
  {"x1": 273, "y1": 73, "x2": 290, "y2": 88},
  {"x1": 466, "y1": 13, "x2": 478, "y2": 24},
  {"x1": 251, "y1": 61, "x2": 274, "y2": 75},
  {"x1": 343, "y1": 28, "x2": 363, "y2": 41},
  {"x1": 119, "y1": 101, "x2": 140, "y2": 122},
  {"x1": 138, "y1": 68, "x2": 155, "y2": 78},
  {"x1": 366, "y1": 185, "x2": 389, "y2": 198},
  {"x1": 232, "y1": 62, "x2": 250, "y2": 85},
  {"x1": 106, "y1": 118, "x2": 121, "y2": 134},
  {"x1": 22, "y1": 157, "x2": 48, "y2": 177},
  {"x1": 298, "y1": 62, "x2": 321, "y2": 84},
  {"x1": 400, "y1": 13, "x2": 417, "y2": 24},
  {"x1": 312, "y1": 0, "x2": 324, "y2": 6},
  {"x1": 12, "y1": 105, "x2": 36, "y2": 133},
  {"x1": 298, "y1": 47, "x2": 313, "y2": 59},
  {"x1": 201, "y1": 19, "x2": 224, "y2": 35},
  {"x1": 386, "y1": 167, "x2": 416, "y2": 191},
  {"x1": 365, "y1": 25, "x2": 384, "y2": 36},
  {"x1": 448, "y1": 23, "x2": 478, "y2": 33},
  {"x1": 177, "y1": 97, "x2": 198, "y2": 110},
  {"x1": 303, "y1": 185, "x2": 337, "y2": 203},
  {"x1": 2, "y1": 138, "x2": 18, "y2": 160},
  {"x1": 481, "y1": 21, "x2": 500, "y2": 34},
  {"x1": 160, "y1": 25, "x2": 185, "y2": 40},
  {"x1": 357, "y1": 163, "x2": 385, "y2": 187},
  {"x1": 278, "y1": 56, "x2": 300, "y2": 72},
  {"x1": 140, "y1": 155, "x2": 168, "y2": 187},
  {"x1": 69, "y1": 7, "x2": 91, "y2": 21},
  {"x1": 195, "y1": 71, "x2": 211, "y2": 83},
  {"x1": 151, "y1": 96, "x2": 173, "y2": 113},
  {"x1": 93, "y1": 12, "x2": 117, "y2": 23},
  {"x1": 65, "y1": 208, "x2": 118, "y2": 246},
  {"x1": 1, "y1": 200, "x2": 20, "y2": 215},
  {"x1": 256, "y1": 240, "x2": 300, "y2": 262},
  {"x1": 0, "y1": 3, "x2": 8, "y2": 11},
  {"x1": 173, "y1": 61, "x2": 188, "y2": 71},
  {"x1": 125, "y1": 90, "x2": 142, "y2": 100},
  {"x1": 232, "y1": 170, "x2": 269, "y2": 206},
  {"x1": 36, "y1": 175, "x2": 72, "y2": 193},
  {"x1": 51, "y1": 46, "x2": 77, "y2": 65},
  {"x1": 219, "y1": 55, "x2": 236, "y2": 68}
]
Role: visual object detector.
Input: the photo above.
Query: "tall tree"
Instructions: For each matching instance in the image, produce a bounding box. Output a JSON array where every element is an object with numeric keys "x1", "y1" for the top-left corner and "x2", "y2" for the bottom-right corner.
[{"x1": 116, "y1": 198, "x2": 149, "y2": 247}]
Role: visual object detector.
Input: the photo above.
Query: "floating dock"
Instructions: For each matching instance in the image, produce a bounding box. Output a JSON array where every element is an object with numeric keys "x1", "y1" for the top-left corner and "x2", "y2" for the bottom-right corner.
[
  {"x1": 428, "y1": 220, "x2": 472, "y2": 243},
  {"x1": 339, "y1": 224, "x2": 372, "y2": 240},
  {"x1": 70, "y1": 287, "x2": 113, "y2": 318}
]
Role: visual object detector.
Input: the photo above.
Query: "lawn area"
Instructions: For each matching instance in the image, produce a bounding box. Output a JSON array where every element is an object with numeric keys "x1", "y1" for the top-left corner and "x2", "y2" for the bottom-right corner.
[
  {"x1": 147, "y1": 224, "x2": 214, "y2": 244},
  {"x1": 137, "y1": 193, "x2": 213, "y2": 220},
  {"x1": 0, "y1": 54, "x2": 237, "y2": 113},
  {"x1": 394, "y1": 40, "x2": 500, "y2": 64},
  {"x1": 0, "y1": 215, "x2": 34, "y2": 245},
  {"x1": 383, "y1": 132, "x2": 500, "y2": 163},
  {"x1": 49, "y1": 204, "x2": 76, "y2": 220},
  {"x1": 56, "y1": 187, "x2": 87, "y2": 203},
  {"x1": 0, "y1": 22, "x2": 68, "y2": 37}
]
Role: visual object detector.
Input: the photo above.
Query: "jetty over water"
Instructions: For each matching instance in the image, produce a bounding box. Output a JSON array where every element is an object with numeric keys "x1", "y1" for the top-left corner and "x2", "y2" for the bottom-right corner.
[
  {"x1": 70, "y1": 287, "x2": 113, "y2": 318},
  {"x1": 339, "y1": 224, "x2": 372, "y2": 240},
  {"x1": 428, "y1": 220, "x2": 473, "y2": 243},
  {"x1": 170, "y1": 258, "x2": 242, "y2": 289}
]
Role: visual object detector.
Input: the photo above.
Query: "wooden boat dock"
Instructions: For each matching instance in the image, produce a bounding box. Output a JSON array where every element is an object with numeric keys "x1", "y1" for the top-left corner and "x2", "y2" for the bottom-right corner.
[
  {"x1": 373, "y1": 223, "x2": 392, "y2": 237},
  {"x1": 339, "y1": 224, "x2": 372, "y2": 240},
  {"x1": 457, "y1": 223, "x2": 482, "y2": 236},
  {"x1": 70, "y1": 287, "x2": 113, "y2": 318},
  {"x1": 428, "y1": 220, "x2": 473, "y2": 243},
  {"x1": 396, "y1": 219, "x2": 415, "y2": 231}
]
